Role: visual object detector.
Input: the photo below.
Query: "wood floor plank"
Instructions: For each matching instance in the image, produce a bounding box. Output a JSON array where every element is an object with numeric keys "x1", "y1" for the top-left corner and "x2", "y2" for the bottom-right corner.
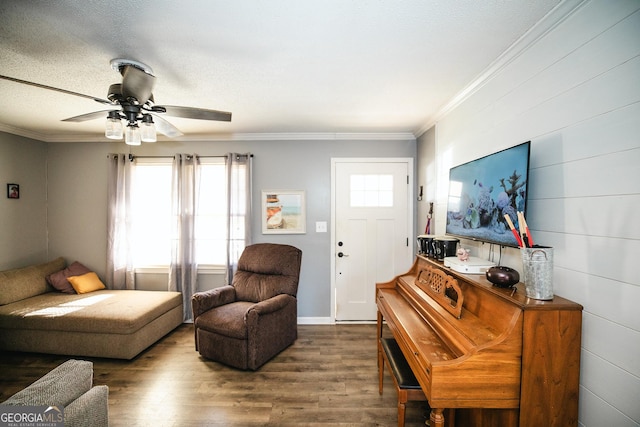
[{"x1": 0, "y1": 324, "x2": 430, "y2": 426}]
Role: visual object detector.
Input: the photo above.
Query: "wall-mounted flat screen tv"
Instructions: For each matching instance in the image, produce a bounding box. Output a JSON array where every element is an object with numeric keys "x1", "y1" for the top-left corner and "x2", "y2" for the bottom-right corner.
[{"x1": 446, "y1": 141, "x2": 531, "y2": 247}]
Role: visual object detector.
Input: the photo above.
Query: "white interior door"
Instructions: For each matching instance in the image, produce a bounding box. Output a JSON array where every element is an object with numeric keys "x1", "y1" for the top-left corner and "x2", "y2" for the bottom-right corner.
[{"x1": 332, "y1": 159, "x2": 413, "y2": 321}]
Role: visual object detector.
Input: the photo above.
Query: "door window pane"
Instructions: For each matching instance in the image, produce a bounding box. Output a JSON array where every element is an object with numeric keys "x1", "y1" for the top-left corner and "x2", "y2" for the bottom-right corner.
[{"x1": 350, "y1": 174, "x2": 393, "y2": 207}]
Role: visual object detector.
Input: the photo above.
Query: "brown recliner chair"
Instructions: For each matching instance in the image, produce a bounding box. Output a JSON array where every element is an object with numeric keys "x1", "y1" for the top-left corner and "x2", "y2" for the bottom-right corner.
[{"x1": 192, "y1": 243, "x2": 302, "y2": 370}]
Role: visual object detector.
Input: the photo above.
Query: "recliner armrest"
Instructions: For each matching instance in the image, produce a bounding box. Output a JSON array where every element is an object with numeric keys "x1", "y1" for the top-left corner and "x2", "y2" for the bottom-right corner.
[
  {"x1": 247, "y1": 293, "x2": 295, "y2": 316},
  {"x1": 192, "y1": 285, "x2": 236, "y2": 319}
]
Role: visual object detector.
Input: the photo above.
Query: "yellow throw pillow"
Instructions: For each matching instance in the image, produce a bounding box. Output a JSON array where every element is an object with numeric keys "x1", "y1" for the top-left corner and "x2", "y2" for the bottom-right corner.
[{"x1": 67, "y1": 272, "x2": 106, "y2": 294}]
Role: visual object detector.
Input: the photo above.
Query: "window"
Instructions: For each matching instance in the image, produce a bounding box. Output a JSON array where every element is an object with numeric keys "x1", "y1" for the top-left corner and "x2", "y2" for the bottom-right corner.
[
  {"x1": 131, "y1": 158, "x2": 228, "y2": 268},
  {"x1": 350, "y1": 174, "x2": 393, "y2": 207},
  {"x1": 131, "y1": 160, "x2": 172, "y2": 267},
  {"x1": 195, "y1": 159, "x2": 228, "y2": 266}
]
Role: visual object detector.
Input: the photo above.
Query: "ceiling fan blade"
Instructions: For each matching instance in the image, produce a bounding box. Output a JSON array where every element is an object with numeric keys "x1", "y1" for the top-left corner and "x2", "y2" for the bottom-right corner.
[
  {"x1": 121, "y1": 65, "x2": 155, "y2": 105},
  {"x1": 159, "y1": 105, "x2": 232, "y2": 122},
  {"x1": 62, "y1": 109, "x2": 116, "y2": 123},
  {"x1": 0, "y1": 74, "x2": 113, "y2": 105},
  {"x1": 149, "y1": 113, "x2": 183, "y2": 138}
]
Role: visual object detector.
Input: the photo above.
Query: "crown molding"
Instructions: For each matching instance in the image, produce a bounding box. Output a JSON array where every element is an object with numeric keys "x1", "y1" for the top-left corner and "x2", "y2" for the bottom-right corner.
[
  {"x1": 415, "y1": 0, "x2": 587, "y2": 137},
  {"x1": 0, "y1": 125, "x2": 416, "y2": 143},
  {"x1": 0, "y1": 123, "x2": 51, "y2": 142},
  {"x1": 183, "y1": 132, "x2": 416, "y2": 142}
]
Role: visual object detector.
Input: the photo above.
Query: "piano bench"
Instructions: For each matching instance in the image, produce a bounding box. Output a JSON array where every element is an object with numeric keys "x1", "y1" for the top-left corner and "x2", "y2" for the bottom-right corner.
[{"x1": 379, "y1": 337, "x2": 428, "y2": 427}]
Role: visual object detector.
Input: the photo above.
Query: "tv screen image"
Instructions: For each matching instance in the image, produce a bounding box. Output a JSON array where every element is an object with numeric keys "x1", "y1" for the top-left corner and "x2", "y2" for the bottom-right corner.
[{"x1": 446, "y1": 141, "x2": 531, "y2": 247}]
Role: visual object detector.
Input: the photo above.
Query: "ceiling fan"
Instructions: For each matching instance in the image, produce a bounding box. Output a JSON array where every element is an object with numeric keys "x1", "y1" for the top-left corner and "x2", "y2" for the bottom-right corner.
[{"x1": 0, "y1": 59, "x2": 232, "y2": 144}]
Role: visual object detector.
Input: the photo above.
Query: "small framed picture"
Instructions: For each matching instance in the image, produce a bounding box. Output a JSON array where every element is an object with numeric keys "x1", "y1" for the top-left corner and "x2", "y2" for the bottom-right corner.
[
  {"x1": 7, "y1": 184, "x2": 19, "y2": 199},
  {"x1": 261, "y1": 190, "x2": 306, "y2": 234}
]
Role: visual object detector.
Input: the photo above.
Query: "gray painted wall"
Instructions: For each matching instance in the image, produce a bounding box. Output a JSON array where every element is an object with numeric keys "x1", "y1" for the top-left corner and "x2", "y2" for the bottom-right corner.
[{"x1": 0, "y1": 133, "x2": 48, "y2": 270}]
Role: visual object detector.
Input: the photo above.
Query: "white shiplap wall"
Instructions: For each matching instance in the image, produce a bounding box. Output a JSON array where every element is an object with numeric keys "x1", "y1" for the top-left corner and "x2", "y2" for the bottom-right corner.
[{"x1": 428, "y1": 1, "x2": 640, "y2": 425}]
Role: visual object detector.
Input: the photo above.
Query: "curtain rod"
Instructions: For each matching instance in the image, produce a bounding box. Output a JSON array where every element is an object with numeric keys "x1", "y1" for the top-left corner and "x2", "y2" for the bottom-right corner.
[{"x1": 106, "y1": 153, "x2": 253, "y2": 161}]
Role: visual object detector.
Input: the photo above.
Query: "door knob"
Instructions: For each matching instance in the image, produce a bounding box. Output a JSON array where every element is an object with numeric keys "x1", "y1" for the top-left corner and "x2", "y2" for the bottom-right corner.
[{"x1": 338, "y1": 252, "x2": 349, "y2": 257}]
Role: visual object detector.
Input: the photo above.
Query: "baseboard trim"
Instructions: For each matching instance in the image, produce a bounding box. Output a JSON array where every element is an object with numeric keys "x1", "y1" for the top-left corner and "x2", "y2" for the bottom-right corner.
[
  {"x1": 297, "y1": 317, "x2": 334, "y2": 325},
  {"x1": 297, "y1": 317, "x2": 378, "y2": 325}
]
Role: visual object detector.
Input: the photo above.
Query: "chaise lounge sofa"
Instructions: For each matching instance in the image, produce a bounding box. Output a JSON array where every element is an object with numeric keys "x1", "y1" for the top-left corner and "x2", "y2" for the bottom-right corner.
[{"x1": 0, "y1": 257, "x2": 183, "y2": 359}]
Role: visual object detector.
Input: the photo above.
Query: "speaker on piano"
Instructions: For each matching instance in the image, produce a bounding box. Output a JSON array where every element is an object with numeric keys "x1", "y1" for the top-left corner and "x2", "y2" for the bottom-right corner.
[
  {"x1": 417, "y1": 234, "x2": 436, "y2": 257},
  {"x1": 433, "y1": 236, "x2": 459, "y2": 260}
]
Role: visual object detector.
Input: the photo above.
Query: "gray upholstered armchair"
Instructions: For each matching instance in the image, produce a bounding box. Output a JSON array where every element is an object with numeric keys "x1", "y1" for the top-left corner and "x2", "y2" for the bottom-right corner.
[{"x1": 192, "y1": 243, "x2": 302, "y2": 370}]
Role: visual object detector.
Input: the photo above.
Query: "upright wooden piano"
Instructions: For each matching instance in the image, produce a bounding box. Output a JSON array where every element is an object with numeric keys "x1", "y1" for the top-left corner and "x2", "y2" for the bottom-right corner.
[{"x1": 376, "y1": 255, "x2": 582, "y2": 427}]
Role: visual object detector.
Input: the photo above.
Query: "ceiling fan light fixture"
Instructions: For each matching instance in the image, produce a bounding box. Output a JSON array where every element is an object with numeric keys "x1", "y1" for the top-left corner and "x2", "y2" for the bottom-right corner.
[
  {"x1": 105, "y1": 111, "x2": 123, "y2": 140},
  {"x1": 125, "y1": 124, "x2": 141, "y2": 146},
  {"x1": 140, "y1": 115, "x2": 157, "y2": 143},
  {"x1": 110, "y1": 58, "x2": 154, "y2": 76}
]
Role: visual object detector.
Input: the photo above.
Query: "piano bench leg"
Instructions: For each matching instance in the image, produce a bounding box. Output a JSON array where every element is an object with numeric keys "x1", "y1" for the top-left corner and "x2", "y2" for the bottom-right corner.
[
  {"x1": 380, "y1": 338, "x2": 428, "y2": 427},
  {"x1": 398, "y1": 397, "x2": 407, "y2": 427},
  {"x1": 378, "y1": 344, "x2": 384, "y2": 394}
]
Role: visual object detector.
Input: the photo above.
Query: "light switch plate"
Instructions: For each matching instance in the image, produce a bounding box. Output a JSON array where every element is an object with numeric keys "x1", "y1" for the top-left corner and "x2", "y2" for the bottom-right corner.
[{"x1": 315, "y1": 221, "x2": 327, "y2": 233}]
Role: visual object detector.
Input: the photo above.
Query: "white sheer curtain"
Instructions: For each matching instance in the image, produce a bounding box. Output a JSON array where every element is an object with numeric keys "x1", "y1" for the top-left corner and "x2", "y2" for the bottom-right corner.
[
  {"x1": 169, "y1": 154, "x2": 200, "y2": 322},
  {"x1": 225, "y1": 153, "x2": 253, "y2": 283},
  {"x1": 106, "y1": 153, "x2": 135, "y2": 290}
]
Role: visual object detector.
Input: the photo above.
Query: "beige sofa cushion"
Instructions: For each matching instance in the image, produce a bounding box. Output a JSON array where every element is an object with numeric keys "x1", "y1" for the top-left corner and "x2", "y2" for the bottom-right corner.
[
  {"x1": 0, "y1": 257, "x2": 65, "y2": 306},
  {"x1": 0, "y1": 290, "x2": 182, "y2": 335}
]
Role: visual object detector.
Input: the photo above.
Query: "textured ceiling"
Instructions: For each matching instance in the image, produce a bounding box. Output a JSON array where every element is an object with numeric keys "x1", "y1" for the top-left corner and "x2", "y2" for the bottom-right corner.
[{"x1": 0, "y1": 0, "x2": 564, "y2": 142}]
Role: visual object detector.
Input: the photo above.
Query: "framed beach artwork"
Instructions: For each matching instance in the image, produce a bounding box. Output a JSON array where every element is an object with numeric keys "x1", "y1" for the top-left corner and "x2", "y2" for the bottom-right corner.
[{"x1": 261, "y1": 190, "x2": 306, "y2": 234}]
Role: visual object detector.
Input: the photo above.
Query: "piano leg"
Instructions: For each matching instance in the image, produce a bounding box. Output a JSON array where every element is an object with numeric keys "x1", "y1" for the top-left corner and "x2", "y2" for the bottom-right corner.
[{"x1": 430, "y1": 408, "x2": 445, "y2": 427}]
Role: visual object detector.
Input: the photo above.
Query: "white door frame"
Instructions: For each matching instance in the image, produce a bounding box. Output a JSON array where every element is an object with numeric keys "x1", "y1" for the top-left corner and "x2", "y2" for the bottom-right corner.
[{"x1": 330, "y1": 157, "x2": 414, "y2": 322}]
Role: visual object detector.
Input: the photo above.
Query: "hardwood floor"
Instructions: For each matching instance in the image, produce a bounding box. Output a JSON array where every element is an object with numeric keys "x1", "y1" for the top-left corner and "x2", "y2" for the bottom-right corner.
[{"x1": 0, "y1": 324, "x2": 430, "y2": 426}]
